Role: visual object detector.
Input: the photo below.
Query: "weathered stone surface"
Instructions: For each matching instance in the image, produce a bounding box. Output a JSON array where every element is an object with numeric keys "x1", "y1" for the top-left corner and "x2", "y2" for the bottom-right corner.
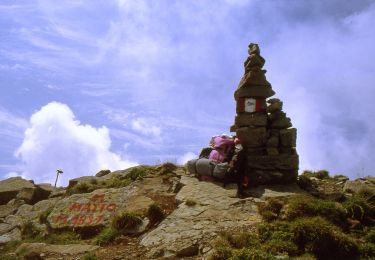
[
  {"x1": 266, "y1": 135, "x2": 279, "y2": 147},
  {"x1": 230, "y1": 124, "x2": 237, "y2": 132},
  {"x1": 49, "y1": 189, "x2": 66, "y2": 198},
  {"x1": 235, "y1": 113, "x2": 267, "y2": 127},
  {"x1": 248, "y1": 170, "x2": 298, "y2": 186},
  {"x1": 235, "y1": 83, "x2": 275, "y2": 99},
  {"x1": 0, "y1": 227, "x2": 21, "y2": 244},
  {"x1": 236, "y1": 127, "x2": 267, "y2": 147},
  {"x1": 245, "y1": 54, "x2": 265, "y2": 70},
  {"x1": 267, "y1": 100, "x2": 283, "y2": 113},
  {"x1": 141, "y1": 176, "x2": 261, "y2": 258},
  {"x1": 35, "y1": 184, "x2": 56, "y2": 199},
  {"x1": 16, "y1": 187, "x2": 38, "y2": 204},
  {"x1": 247, "y1": 147, "x2": 265, "y2": 155},
  {"x1": 248, "y1": 43, "x2": 260, "y2": 55},
  {"x1": 0, "y1": 204, "x2": 18, "y2": 218},
  {"x1": 48, "y1": 176, "x2": 176, "y2": 230},
  {"x1": 271, "y1": 116, "x2": 292, "y2": 129},
  {"x1": 267, "y1": 98, "x2": 280, "y2": 104},
  {"x1": 279, "y1": 147, "x2": 297, "y2": 155},
  {"x1": 266, "y1": 148, "x2": 279, "y2": 155},
  {"x1": 343, "y1": 177, "x2": 375, "y2": 194},
  {"x1": 15, "y1": 243, "x2": 99, "y2": 257},
  {"x1": 280, "y1": 128, "x2": 297, "y2": 147},
  {"x1": 68, "y1": 176, "x2": 100, "y2": 189},
  {"x1": 247, "y1": 154, "x2": 299, "y2": 170},
  {"x1": 268, "y1": 110, "x2": 286, "y2": 121},
  {"x1": 95, "y1": 169, "x2": 111, "y2": 177},
  {"x1": 0, "y1": 177, "x2": 35, "y2": 204},
  {"x1": 244, "y1": 182, "x2": 304, "y2": 198}
]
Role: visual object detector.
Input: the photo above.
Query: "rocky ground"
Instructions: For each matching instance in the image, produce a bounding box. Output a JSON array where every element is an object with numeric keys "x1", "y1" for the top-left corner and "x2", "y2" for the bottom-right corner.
[{"x1": 0, "y1": 165, "x2": 374, "y2": 259}]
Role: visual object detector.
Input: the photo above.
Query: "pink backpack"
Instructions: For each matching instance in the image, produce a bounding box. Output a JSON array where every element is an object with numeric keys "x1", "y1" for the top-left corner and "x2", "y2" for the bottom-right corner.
[{"x1": 208, "y1": 135, "x2": 234, "y2": 163}]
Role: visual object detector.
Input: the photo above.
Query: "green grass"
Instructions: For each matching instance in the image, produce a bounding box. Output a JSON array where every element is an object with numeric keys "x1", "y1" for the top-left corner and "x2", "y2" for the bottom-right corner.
[
  {"x1": 282, "y1": 195, "x2": 347, "y2": 227},
  {"x1": 111, "y1": 212, "x2": 142, "y2": 231},
  {"x1": 343, "y1": 190, "x2": 375, "y2": 225},
  {"x1": 81, "y1": 254, "x2": 97, "y2": 260},
  {"x1": 93, "y1": 228, "x2": 120, "y2": 246}
]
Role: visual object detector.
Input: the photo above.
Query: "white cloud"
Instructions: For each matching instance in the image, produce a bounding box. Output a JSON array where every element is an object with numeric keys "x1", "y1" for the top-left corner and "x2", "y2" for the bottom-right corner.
[
  {"x1": 0, "y1": 64, "x2": 24, "y2": 70},
  {"x1": 177, "y1": 152, "x2": 197, "y2": 165},
  {"x1": 15, "y1": 102, "x2": 137, "y2": 186},
  {"x1": 131, "y1": 118, "x2": 161, "y2": 137}
]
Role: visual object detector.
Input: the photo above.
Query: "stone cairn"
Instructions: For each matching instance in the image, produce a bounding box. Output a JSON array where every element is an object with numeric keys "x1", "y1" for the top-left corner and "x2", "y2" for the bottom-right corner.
[{"x1": 230, "y1": 43, "x2": 299, "y2": 185}]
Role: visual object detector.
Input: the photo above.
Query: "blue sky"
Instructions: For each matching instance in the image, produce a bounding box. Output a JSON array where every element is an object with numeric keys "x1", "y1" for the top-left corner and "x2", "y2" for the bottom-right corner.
[{"x1": 0, "y1": 0, "x2": 374, "y2": 185}]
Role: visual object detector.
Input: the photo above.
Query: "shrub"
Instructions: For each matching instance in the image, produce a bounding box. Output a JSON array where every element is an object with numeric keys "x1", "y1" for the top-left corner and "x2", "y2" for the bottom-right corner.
[
  {"x1": 302, "y1": 170, "x2": 330, "y2": 179},
  {"x1": 257, "y1": 197, "x2": 285, "y2": 222},
  {"x1": 283, "y1": 195, "x2": 347, "y2": 227},
  {"x1": 297, "y1": 175, "x2": 314, "y2": 190},
  {"x1": 229, "y1": 248, "x2": 276, "y2": 260},
  {"x1": 127, "y1": 167, "x2": 149, "y2": 181},
  {"x1": 21, "y1": 221, "x2": 40, "y2": 239},
  {"x1": 67, "y1": 182, "x2": 94, "y2": 195},
  {"x1": 359, "y1": 243, "x2": 375, "y2": 259},
  {"x1": 147, "y1": 204, "x2": 165, "y2": 226},
  {"x1": 105, "y1": 175, "x2": 132, "y2": 188},
  {"x1": 94, "y1": 228, "x2": 120, "y2": 246},
  {"x1": 82, "y1": 253, "x2": 97, "y2": 260},
  {"x1": 185, "y1": 199, "x2": 197, "y2": 207},
  {"x1": 111, "y1": 212, "x2": 142, "y2": 231},
  {"x1": 208, "y1": 236, "x2": 232, "y2": 260},
  {"x1": 155, "y1": 162, "x2": 177, "y2": 175},
  {"x1": 291, "y1": 217, "x2": 359, "y2": 260},
  {"x1": 344, "y1": 192, "x2": 375, "y2": 225},
  {"x1": 221, "y1": 231, "x2": 260, "y2": 249},
  {"x1": 366, "y1": 228, "x2": 375, "y2": 243}
]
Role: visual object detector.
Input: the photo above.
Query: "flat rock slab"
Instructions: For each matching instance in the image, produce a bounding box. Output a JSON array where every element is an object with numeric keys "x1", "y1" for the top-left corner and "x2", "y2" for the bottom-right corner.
[
  {"x1": 47, "y1": 176, "x2": 176, "y2": 230},
  {"x1": 47, "y1": 187, "x2": 132, "y2": 229},
  {"x1": 141, "y1": 176, "x2": 262, "y2": 258},
  {"x1": 16, "y1": 243, "x2": 99, "y2": 259}
]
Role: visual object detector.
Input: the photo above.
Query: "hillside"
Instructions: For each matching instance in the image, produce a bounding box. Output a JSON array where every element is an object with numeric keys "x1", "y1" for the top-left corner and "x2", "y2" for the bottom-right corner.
[{"x1": 0, "y1": 164, "x2": 374, "y2": 260}]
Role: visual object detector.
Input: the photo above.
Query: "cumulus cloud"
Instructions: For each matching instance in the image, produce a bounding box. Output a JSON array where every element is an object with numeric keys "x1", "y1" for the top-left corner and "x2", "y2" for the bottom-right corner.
[{"x1": 15, "y1": 102, "x2": 137, "y2": 186}]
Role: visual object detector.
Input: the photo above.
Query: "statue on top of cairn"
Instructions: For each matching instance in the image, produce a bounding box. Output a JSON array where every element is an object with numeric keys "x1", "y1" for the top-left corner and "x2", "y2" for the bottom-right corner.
[{"x1": 230, "y1": 43, "x2": 299, "y2": 187}]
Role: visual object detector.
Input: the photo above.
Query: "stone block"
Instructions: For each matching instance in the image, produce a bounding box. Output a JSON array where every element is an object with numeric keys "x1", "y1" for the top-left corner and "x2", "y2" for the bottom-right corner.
[
  {"x1": 268, "y1": 110, "x2": 285, "y2": 121},
  {"x1": 235, "y1": 113, "x2": 267, "y2": 127},
  {"x1": 267, "y1": 100, "x2": 283, "y2": 113},
  {"x1": 247, "y1": 169, "x2": 297, "y2": 186},
  {"x1": 236, "y1": 99, "x2": 266, "y2": 114},
  {"x1": 280, "y1": 128, "x2": 297, "y2": 147},
  {"x1": 236, "y1": 127, "x2": 267, "y2": 147},
  {"x1": 247, "y1": 147, "x2": 265, "y2": 156},
  {"x1": 247, "y1": 154, "x2": 299, "y2": 170},
  {"x1": 266, "y1": 135, "x2": 279, "y2": 147},
  {"x1": 230, "y1": 125, "x2": 237, "y2": 132},
  {"x1": 279, "y1": 147, "x2": 297, "y2": 155},
  {"x1": 271, "y1": 117, "x2": 292, "y2": 129},
  {"x1": 266, "y1": 148, "x2": 279, "y2": 155}
]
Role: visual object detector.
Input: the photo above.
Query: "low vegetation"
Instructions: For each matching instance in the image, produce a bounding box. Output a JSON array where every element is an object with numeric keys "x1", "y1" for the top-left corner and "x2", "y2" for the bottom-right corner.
[
  {"x1": 93, "y1": 228, "x2": 120, "y2": 246},
  {"x1": 147, "y1": 203, "x2": 165, "y2": 227},
  {"x1": 210, "y1": 184, "x2": 375, "y2": 260},
  {"x1": 301, "y1": 170, "x2": 330, "y2": 180},
  {"x1": 185, "y1": 199, "x2": 197, "y2": 207}
]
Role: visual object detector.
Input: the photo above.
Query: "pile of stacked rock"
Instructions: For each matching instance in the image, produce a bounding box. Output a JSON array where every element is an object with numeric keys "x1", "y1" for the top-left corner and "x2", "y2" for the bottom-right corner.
[{"x1": 230, "y1": 43, "x2": 298, "y2": 185}]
